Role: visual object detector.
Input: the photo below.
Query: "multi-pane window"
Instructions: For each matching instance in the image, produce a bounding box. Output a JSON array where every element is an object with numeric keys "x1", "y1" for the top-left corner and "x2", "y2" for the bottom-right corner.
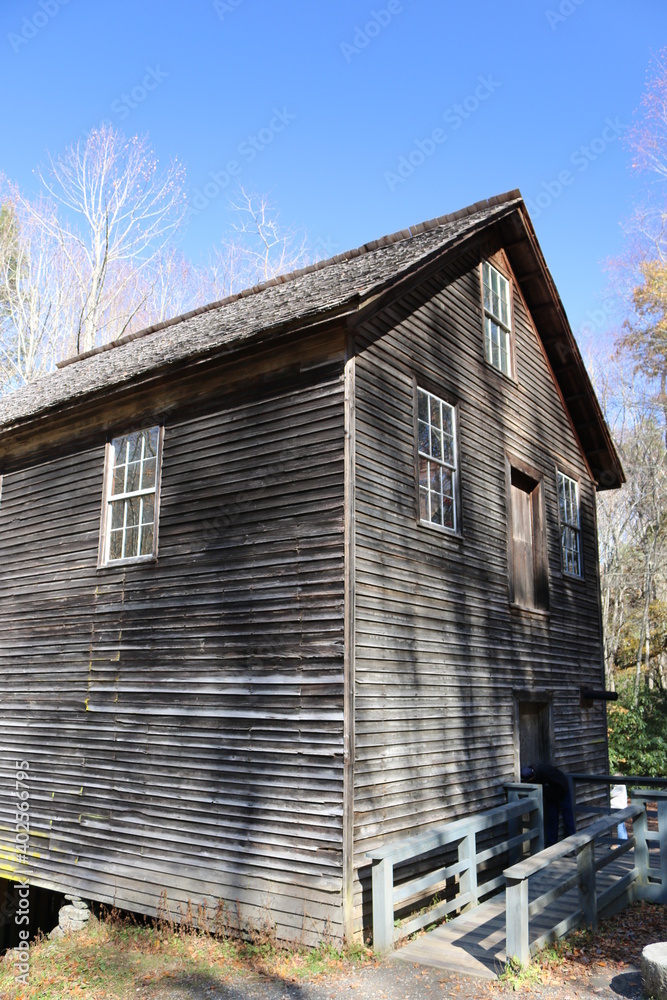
[
  {"x1": 557, "y1": 471, "x2": 582, "y2": 577},
  {"x1": 101, "y1": 427, "x2": 162, "y2": 564},
  {"x1": 482, "y1": 261, "x2": 512, "y2": 377},
  {"x1": 417, "y1": 387, "x2": 458, "y2": 531}
]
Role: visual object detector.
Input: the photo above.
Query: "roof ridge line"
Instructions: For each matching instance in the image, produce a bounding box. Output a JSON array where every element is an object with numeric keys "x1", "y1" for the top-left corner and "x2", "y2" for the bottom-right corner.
[{"x1": 56, "y1": 189, "x2": 523, "y2": 371}]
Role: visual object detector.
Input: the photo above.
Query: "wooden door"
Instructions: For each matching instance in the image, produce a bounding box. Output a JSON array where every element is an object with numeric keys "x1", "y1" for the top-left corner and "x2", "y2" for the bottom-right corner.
[{"x1": 518, "y1": 701, "x2": 551, "y2": 769}]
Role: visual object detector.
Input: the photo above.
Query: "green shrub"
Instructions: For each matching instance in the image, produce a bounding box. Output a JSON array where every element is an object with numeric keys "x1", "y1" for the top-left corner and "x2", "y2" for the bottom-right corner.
[{"x1": 608, "y1": 685, "x2": 667, "y2": 776}]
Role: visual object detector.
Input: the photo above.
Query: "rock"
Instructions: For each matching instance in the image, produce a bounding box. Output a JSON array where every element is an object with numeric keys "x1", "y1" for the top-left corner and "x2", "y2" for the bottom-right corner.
[
  {"x1": 58, "y1": 903, "x2": 91, "y2": 933},
  {"x1": 642, "y1": 942, "x2": 667, "y2": 999},
  {"x1": 48, "y1": 925, "x2": 64, "y2": 941}
]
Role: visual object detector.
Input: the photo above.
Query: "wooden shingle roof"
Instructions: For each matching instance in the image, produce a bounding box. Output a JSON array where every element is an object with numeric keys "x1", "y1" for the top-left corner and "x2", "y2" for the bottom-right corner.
[{"x1": 0, "y1": 190, "x2": 623, "y2": 488}]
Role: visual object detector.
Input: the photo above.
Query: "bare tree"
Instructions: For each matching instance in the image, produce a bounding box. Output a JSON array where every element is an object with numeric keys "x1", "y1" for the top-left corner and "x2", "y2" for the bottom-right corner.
[
  {"x1": 0, "y1": 145, "x2": 317, "y2": 387},
  {"x1": 0, "y1": 196, "x2": 75, "y2": 392},
  {"x1": 16, "y1": 124, "x2": 187, "y2": 354},
  {"x1": 144, "y1": 248, "x2": 203, "y2": 325},
  {"x1": 628, "y1": 47, "x2": 667, "y2": 183},
  {"x1": 592, "y1": 342, "x2": 667, "y2": 700},
  {"x1": 204, "y1": 189, "x2": 311, "y2": 300}
]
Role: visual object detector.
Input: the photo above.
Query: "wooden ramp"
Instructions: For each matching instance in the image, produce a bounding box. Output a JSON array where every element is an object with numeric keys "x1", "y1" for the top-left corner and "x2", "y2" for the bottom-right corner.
[{"x1": 389, "y1": 848, "x2": 635, "y2": 980}]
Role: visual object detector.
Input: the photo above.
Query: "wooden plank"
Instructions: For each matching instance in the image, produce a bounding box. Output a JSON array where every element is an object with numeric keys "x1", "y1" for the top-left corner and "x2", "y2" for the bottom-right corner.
[
  {"x1": 343, "y1": 343, "x2": 357, "y2": 940},
  {"x1": 371, "y1": 858, "x2": 393, "y2": 953},
  {"x1": 505, "y1": 879, "x2": 529, "y2": 966}
]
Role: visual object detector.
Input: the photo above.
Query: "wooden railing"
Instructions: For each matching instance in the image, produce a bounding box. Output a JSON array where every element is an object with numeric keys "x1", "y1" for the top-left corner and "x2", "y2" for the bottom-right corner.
[
  {"x1": 569, "y1": 772, "x2": 667, "y2": 826},
  {"x1": 504, "y1": 804, "x2": 645, "y2": 966},
  {"x1": 366, "y1": 791, "x2": 542, "y2": 952},
  {"x1": 633, "y1": 790, "x2": 667, "y2": 902}
]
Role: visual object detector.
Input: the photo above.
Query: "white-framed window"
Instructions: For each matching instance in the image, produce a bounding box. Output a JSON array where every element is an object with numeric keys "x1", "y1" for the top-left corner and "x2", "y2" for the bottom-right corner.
[
  {"x1": 417, "y1": 386, "x2": 458, "y2": 532},
  {"x1": 100, "y1": 427, "x2": 163, "y2": 565},
  {"x1": 482, "y1": 261, "x2": 512, "y2": 377},
  {"x1": 557, "y1": 470, "x2": 582, "y2": 577}
]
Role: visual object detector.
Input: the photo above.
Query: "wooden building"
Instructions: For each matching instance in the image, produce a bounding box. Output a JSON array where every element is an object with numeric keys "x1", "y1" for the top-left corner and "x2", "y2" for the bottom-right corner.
[{"x1": 0, "y1": 191, "x2": 623, "y2": 944}]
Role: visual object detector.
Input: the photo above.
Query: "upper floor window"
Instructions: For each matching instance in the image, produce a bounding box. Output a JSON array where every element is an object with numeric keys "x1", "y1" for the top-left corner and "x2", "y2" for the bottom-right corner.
[
  {"x1": 417, "y1": 387, "x2": 458, "y2": 532},
  {"x1": 482, "y1": 261, "x2": 512, "y2": 377},
  {"x1": 100, "y1": 427, "x2": 163, "y2": 565},
  {"x1": 557, "y1": 470, "x2": 582, "y2": 577}
]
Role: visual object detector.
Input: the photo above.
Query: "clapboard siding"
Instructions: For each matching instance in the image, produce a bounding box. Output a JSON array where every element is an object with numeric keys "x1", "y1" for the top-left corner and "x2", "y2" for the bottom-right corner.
[
  {"x1": 0, "y1": 203, "x2": 619, "y2": 947},
  {"x1": 352, "y1": 245, "x2": 608, "y2": 934},
  {"x1": 0, "y1": 359, "x2": 346, "y2": 945}
]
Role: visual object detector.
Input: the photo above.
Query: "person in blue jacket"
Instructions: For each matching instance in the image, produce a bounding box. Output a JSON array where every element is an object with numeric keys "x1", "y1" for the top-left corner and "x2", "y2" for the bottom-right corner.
[{"x1": 521, "y1": 763, "x2": 576, "y2": 848}]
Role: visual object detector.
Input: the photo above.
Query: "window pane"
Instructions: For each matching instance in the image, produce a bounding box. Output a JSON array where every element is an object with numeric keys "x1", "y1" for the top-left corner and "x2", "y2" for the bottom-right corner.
[
  {"x1": 141, "y1": 457, "x2": 156, "y2": 491},
  {"x1": 109, "y1": 529, "x2": 123, "y2": 561},
  {"x1": 499, "y1": 340, "x2": 509, "y2": 376},
  {"x1": 126, "y1": 496, "x2": 141, "y2": 527},
  {"x1": 141, "y1": 496, "x2": 155, "y2": 528},
  {"x1": 112, "y1": 462, "x2": 127, "y2": 496},
  {"x1": 442, "y1": 433, "x2": 455, "y2": 466},
  {"x1": 430, "y1": 492, "x2": 442, "y2": 526},
  {"x1": 442, "y1": 496, "x2": 454, "y2": 530},
  {"x1": 124, "y1": 525, "x2": 139, "y2": 560},
  {"x1": 430, "y1": 396, "x2": 442, "y2": 430},
  {"x1": 418, "y1": 420, "x2": 430, "y2": 455},
  {"x1": 140, "y1": 522, "x2": 154, "y2": 556},
  {"x1": 126, "y1": 432, "x2": 144, "y2": 465},
  {"x1": 491, "y1": 329, "x2": 500, "y2": 369},
  {"x1": 500, "y1": 290, "x2": 509, "y2": 327},
  {"x1": 419, "y1": 457, "x2": 429, "y2": 489},
  {"x1": 144, "y1": 428, "x2": 159, "y2": 459},
  {"x1": 419, "y1": 487, "x2": 429, "y2": 522},
  {"x1": 125, "y1": 461, "x2": 142, "y2": 494},
  {"x1": 431, "y1": 428, "x2": 442, "y2": 461},
  {"x1": 418, "y1": 389, "x2": 429, "y2": 422},
  {"x1": 113, "y1": 436, "x2": 130, "y2": 463},
  {"x1": 110, "y1": 500, "x2": 125, "y2": 531}
]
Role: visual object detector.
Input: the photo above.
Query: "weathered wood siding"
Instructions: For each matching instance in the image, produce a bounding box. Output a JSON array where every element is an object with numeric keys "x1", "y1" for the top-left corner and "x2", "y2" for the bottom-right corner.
[
  {"x1": 352, "y1": 242, "x2": 608, "y2": 934},
  {"x1": 0, "y1": 358, "x2": 346, "y2": 944}
]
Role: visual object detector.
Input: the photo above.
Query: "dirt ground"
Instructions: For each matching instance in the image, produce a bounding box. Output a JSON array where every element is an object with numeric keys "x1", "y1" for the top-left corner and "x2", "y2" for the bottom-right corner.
[
  {"x1": 137, "y1": 900, "x2": 664, "y2": 1000},
  {"x1": 131, "y1": 958, "x2": 643, "y2": 1000},
  {"x1": 0, "y1": 899, "x2": 661, "y2": 999}
]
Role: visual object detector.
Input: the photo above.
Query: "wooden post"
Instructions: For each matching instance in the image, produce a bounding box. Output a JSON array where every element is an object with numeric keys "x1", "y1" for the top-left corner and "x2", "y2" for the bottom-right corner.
[
  {"x1": 458, "y1": 832, "x2": 478, "y2": 911},
  {"x1": 637, "y1": 790, "x2": 667, "y2": 901},
  {"x1": 653, "y1": 791, "x2": 667, "y2": 903},
  {"x1": 505, "y1": 784, "x2": 543, "y2": 858},
  {"x1": 371, "y1": 858, "x2": 394, "y2": 953},
  {"x1": 533, "y1": 785, "x2": 545, "y2": 854},
  {"x1": 576, "y1": 841, "x2": 597, "y2": 931},
  {"x1": 634, "y1": 803, "x2": 649, "y2": 895},
  {"x1": 505, "y1": 877, "x2": 529, "y2": 967},
  {"x1": 506, "y1": 798, "x2": 520, "y2": 866}
]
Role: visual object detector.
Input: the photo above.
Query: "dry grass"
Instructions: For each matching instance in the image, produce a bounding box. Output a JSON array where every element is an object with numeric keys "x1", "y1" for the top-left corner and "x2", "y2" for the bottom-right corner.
[
  {"x1": 0, "y1": 906, "x2": 371, "y2": 999},
  {"x1": 497, "y1": 900, "x2": 667, "y2": 993}
]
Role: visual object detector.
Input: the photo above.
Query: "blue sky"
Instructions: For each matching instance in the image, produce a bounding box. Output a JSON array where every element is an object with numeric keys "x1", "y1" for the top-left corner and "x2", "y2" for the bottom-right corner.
[{"x1": 0, "y1": 0, "x2": 664, "y2": 341}]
